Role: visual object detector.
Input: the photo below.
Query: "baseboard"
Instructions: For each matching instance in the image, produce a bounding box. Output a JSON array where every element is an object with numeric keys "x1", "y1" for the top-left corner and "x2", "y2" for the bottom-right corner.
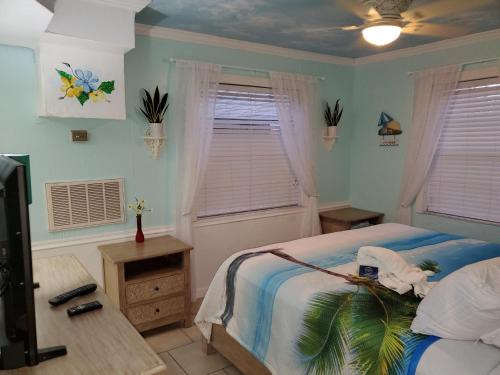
[{"x1": 32, "y1": 225, "x2": 175, "y2": 252}]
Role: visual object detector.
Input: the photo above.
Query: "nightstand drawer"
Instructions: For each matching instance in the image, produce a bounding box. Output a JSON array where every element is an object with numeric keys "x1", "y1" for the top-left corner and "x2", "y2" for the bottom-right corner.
[
  {"x1": 320, "y1": 221, "x2": 350, "y2": 233},
  {"x1": 127, "y1": 296, "x2": 185, "y2": 326},
  {"x1": 126, "y1": 273, "x2": 184, "y2": 305}
]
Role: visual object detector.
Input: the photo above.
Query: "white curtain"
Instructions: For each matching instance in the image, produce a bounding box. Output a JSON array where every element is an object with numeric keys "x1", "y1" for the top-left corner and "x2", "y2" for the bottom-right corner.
[
  {"x1": 173, "y1": 60, "x2": 221, "y2": 244},
  {"x1": 270, "y1": 72, "x2": 321, "y2": 237},
  {"x1": 396, "y1": 64, "x2": 461, "y2": 224}
]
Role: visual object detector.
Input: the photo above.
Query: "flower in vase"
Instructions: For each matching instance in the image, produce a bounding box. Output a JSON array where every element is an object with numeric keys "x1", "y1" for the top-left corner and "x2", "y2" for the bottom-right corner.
[{"x1": 128, "y1": 198, "x2": 151, "y2": 216}]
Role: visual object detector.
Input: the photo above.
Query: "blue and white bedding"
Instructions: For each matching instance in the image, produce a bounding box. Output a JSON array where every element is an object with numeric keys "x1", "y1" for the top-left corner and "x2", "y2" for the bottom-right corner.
[{"x1": 195, "y1": 223, "x2": 500, "y2": 375}]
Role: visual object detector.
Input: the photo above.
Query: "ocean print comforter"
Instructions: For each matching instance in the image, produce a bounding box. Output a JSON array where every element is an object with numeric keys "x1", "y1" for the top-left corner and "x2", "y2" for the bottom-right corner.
[{"x1": 195, "y1": 224, "x2": 500, "y2": 375}]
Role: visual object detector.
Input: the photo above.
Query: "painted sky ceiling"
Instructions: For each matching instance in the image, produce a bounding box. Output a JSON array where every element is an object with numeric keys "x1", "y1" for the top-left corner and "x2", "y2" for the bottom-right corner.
[{"x1": 136, "y1": 0, "x2": 500, "y2": 58}]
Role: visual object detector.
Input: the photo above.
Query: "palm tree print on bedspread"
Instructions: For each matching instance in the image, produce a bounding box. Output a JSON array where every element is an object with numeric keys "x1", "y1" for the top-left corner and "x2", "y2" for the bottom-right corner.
[{"x1": 297, "y1": 261, "x2": 440, "y2": 375}]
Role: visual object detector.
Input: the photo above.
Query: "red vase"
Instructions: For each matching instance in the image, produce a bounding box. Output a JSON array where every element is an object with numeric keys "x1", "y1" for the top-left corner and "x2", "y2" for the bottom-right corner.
[{"x1": 135, "y1": 215, "x2": 144, "y2": 243}]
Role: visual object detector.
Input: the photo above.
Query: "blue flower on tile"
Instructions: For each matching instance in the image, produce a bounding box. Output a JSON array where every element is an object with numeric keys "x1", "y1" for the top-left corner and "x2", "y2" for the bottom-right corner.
[{"x1": 74, "y1": 69, "x2": 99, "y2": 93}]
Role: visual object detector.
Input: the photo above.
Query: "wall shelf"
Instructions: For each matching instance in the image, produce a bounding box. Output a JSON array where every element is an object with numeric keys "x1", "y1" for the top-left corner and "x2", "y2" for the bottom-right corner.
[
  {"x1": 322, "y1": 135, "x2": 338, "y2": 151},
  {"x1": 144, "y1": 136, "x2": 166, "y2": 159}
]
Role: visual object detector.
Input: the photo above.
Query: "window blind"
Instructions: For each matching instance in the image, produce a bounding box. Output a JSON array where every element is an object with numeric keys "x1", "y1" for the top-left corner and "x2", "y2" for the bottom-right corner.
[
  {"x1": 197, "y1": 84, "x2": 299, "y2": 218},
  {"x1": 424, "y1": 77, "x2": 500, "y2": 223}
]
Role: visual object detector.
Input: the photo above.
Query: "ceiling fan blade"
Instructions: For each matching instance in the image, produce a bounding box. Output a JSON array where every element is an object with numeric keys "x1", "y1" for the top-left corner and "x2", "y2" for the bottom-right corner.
[
  {"x1": 342, "y1": 25, "x2": 363, "y2": 31},
  {"x1": 289, "y1": 25, "x2": 361, "y2": 33},
  {"x1": 402, "y1": 0, "x2": 494, "y2": 22},
  {"x1": 367, "y1": 7, "x2": 382, "y2": 20},
  {"x1": 402, "y1": 23, "x2": 468, "y2": 38},
  {"x1": 336, "y1": 0, "x2": 380, "y2": 20}
]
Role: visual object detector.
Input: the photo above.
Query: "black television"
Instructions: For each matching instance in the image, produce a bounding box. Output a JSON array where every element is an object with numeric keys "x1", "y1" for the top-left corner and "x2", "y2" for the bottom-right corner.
[{"x1": 0, "y1": 155, "x2": 66, "y2": 369}]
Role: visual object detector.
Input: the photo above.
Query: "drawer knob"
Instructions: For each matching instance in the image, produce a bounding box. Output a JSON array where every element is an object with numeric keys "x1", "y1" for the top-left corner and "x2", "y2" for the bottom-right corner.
[
  {"x1": 154, "y1": 286, "x2": 160, "y2": 291},
  {"x1": 155, "y1": 308, "x2": 160, "y2": 313}
]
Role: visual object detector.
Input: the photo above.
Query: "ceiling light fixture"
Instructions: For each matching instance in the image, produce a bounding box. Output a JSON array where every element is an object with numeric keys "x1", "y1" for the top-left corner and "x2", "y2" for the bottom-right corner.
[{"x1": 362, "y1": 24, "x2": 402, "y2": 46}]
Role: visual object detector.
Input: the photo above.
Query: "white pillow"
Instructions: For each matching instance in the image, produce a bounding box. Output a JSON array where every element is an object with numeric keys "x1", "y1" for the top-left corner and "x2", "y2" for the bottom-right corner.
[
  {"x1": 481, "y1": 327, "x2": 500, "y2": 348},
  {"x1": 411, "y1": 257, "x2": 500, "y2": 341}
]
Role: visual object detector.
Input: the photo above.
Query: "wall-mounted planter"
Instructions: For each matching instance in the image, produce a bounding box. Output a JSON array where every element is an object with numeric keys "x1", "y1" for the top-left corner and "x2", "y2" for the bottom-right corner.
[
  {"x1": 323, "y1": 126, "x2": 338, "y2": 151},
  {"x1": 144, "y1": 136, "x2": 166, "y2": 160},
  {"x1": 148, "y1": 123, "x2": 164, "y2": 138},
  {"x1": 144, "y1": 123, "x2": 166, "y2": 159}
]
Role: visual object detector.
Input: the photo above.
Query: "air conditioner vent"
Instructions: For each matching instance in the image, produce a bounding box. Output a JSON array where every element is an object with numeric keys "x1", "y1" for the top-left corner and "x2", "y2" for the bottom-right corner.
[{"x1": 46, "y1": 178, "x2": 124, "y2": 232}]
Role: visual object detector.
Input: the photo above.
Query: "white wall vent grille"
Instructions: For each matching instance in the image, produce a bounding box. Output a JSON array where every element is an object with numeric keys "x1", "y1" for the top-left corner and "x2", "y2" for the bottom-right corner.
[{"x1": 45, "y1": 178, "x2": 125, "y2": 232}]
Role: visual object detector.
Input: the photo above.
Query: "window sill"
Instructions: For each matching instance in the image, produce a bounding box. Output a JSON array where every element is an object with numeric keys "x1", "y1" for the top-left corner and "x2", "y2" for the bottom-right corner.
[
  {"x1": 193, "y1": 206, "x2": 305, "y2": 228},
  {"x1": 417, "y1": 210, "x2": 500, "y2": 227},
  {"x1": 193, "y1": 201, "x2": 351, "y2": 228}
]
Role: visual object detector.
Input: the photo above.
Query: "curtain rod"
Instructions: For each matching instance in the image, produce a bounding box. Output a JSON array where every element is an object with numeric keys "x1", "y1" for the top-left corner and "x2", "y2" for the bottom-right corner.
[
  {"x1": 168, "y1": 58, "x2": 326, "y2": 81},
  {"x1": 407, "y1": 57, "x2": 499, "y2": 76}
]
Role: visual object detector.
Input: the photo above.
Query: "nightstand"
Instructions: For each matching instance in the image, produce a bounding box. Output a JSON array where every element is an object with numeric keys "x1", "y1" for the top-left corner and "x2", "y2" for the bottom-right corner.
[
  {"x1": 99, "y1": 235, "x2": 193, "y2": 332},
  {"x1": 319, "y1": 207, "x2": 384, "y2": 234}
]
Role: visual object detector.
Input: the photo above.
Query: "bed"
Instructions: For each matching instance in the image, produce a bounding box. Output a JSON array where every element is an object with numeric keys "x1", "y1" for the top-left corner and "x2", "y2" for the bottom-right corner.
[{"x1": 195, "y1": 223, "x2": 500, "y2": 375}]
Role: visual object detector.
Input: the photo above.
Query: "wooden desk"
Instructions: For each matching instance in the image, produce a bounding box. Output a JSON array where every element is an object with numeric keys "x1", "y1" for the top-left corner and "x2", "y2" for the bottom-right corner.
[
  {"x1": 3, "y1": 255, "x2": 167, "y2": 375},
  {"x1": 319, "y1": 207, "x2": 384, "y2": 234}
]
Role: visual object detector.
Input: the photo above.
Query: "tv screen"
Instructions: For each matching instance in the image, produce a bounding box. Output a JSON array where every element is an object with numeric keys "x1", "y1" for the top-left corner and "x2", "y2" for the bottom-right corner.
[
  {"x1": 0, "y1": 155, "x2": 66, "y2": 369},
  {"x1": 0, "y1": 155, "x2": 38, "y2": 369}
]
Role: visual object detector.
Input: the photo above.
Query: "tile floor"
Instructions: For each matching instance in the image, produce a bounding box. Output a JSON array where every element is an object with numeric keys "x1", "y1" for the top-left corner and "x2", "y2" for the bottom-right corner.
[{"x1": 142, "y1": 301, "x2": 243, "y2": 375}]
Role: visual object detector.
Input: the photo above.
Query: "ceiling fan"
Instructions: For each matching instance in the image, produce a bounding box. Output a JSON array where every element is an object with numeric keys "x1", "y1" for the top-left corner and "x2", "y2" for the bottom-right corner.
[{"x1": 312, "y1": 0, "x2": 494, "y2": 47}]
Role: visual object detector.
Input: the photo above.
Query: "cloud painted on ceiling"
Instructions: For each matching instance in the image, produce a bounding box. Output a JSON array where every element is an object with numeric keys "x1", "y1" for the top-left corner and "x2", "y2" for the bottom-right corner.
[{"x1": 136, "y1": 0, "x2": 500, "y2": 58}]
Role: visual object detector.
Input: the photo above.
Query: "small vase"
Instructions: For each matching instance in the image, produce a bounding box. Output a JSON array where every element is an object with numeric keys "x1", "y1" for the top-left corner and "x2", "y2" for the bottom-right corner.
[
  {"x1": 149, "y1": 123, "x2": 164, "y2": 138},
  {"x1": 135, "y1": 215, "x2": 144, "y2": 243},
  {"x1": 326, "y1": 126, "x2": 337, "y2": 137},
  {"x1": 323, "y1": 126, "x2": 338, "y2": 151}
]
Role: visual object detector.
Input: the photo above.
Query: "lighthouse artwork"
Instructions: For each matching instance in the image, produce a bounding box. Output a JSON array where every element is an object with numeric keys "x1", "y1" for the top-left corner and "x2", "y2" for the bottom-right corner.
[{"x1": 378, "y1": 112, "x2": 402, "y2": 146}]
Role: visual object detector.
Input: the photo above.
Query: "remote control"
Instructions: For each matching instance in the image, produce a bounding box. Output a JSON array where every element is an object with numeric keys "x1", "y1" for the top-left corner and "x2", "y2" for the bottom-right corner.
[
  {"x1": 67, "y1": 301, "x2": 103, "y2": 317},
  {"x1": 49, "y1": 283, "x2": 97, "y2": 306}
]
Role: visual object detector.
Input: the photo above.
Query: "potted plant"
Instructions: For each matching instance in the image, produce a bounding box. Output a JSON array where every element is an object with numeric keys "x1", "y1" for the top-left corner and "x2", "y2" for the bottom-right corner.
[
  {"x1": 323, "y1": 99, "x2": 343, "y2": 151},
  {"x1": 139, "y1": 86, "x2": 169, "y2": 138},
  {"x1": 324, "y1": 99, "x2": 343, "y2": 138}
]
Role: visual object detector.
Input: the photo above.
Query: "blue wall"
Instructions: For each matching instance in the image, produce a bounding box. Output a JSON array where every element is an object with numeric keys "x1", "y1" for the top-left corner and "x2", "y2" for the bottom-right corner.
[
  {"x1": 0, "y1": 35, "x2": 354, "y2": 242},
  {"x1": 351, "y1": 39, "x2": 500, "y2": 243},
  {"x1": 3, "y1": 32, "x2": 499, "y2": 244}
]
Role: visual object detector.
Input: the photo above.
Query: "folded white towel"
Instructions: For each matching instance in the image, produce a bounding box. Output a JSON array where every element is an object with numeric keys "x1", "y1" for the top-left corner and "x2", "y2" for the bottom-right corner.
[{"x1": 357, "y1": 246, "x2": 433, "y2": 297}]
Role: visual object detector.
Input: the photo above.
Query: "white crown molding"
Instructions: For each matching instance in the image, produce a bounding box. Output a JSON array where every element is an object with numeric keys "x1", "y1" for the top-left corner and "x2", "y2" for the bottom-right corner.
[
  {"x1": 136, "y1": 23, "x2": 500, "y2": 67},
  {"x1": 32, "y1": 225, "x2": 174, "y2": 252},
  {"x1": 88, "y1": 0, "x2": 150, "y2": 12},
  {"x1": 355, "y1": 28, "x2": 500, "y2": 65},
  {"x1": 135, "y1": 23, "x2": 354, "y2": 66}
]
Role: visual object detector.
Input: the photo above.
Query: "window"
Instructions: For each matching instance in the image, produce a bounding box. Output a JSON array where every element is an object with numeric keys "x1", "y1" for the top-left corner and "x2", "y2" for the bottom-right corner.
[
  {"x1": 196, "y1": 83, "x2": 299, "y2": 218},
  {"x1": 423, "y1": 76, "x2": 500, "y2": 223}
]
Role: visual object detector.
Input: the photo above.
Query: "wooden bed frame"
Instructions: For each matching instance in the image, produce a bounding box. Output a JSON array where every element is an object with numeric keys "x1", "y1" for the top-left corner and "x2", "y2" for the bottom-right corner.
[{"x1": 202, "y1": 324, "x2": 272, "y2": 375}]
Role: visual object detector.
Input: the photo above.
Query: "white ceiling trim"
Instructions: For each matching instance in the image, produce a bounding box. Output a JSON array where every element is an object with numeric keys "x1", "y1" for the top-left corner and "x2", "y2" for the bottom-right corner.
[
  {"x1": 135, "y1": 23, "x2": 354, "y2": 66},
  {"x1": 136, "y1": 23, "x2": 500, "y2": 67},
  {"x1": 355, "y1": 28, "x2": 500, "y2": 65},
  {"x1": 88, "y1": 0, "x2": 150, "y2": 12}
]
